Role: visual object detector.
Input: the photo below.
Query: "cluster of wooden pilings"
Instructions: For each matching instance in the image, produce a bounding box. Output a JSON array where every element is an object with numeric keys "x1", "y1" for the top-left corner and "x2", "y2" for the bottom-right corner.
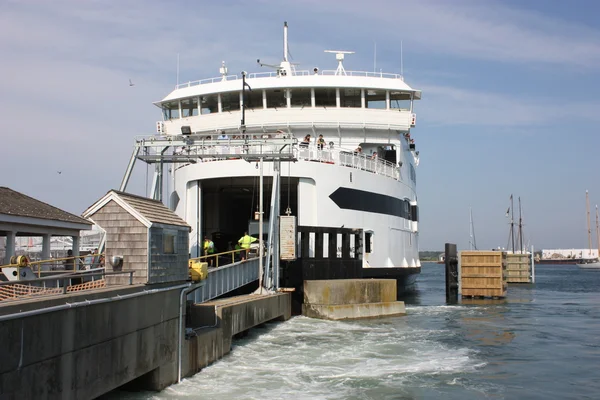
[{"x1": 444, "y1": 245, "x2": 535, "y2": 301}]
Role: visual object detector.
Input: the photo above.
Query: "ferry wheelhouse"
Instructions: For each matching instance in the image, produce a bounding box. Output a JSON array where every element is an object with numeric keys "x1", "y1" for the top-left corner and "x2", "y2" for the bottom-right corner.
[{"x1": 133, "y1": 22, "x2": 422, "y2": 291}]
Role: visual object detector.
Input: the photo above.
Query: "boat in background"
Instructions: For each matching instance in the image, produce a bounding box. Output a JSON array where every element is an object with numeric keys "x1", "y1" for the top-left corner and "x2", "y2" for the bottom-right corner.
[{"x1": 577, "y1": 191, "x2": 600, "y2": 269}]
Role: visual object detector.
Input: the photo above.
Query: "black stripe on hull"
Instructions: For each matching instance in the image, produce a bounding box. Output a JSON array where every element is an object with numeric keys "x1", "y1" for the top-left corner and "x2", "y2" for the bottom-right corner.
[{"x1": 329, "y1": 187, "x2": 413, "y2": 219}]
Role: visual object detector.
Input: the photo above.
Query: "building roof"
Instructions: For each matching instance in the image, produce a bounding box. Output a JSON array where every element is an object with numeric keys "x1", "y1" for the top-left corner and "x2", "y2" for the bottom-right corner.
[
  {"x1": 83, "y1": 190, "x2": 190, "y2": 229},
  {"x1": 0, "y1": 187, "x2": 91, "y2": 226}
]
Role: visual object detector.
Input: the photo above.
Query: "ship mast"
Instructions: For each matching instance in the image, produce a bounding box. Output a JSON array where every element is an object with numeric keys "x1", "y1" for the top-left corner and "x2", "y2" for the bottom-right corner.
[
  {"x1": 586, "y1": 190, "x2": 592, "y2": 257},
  {"x1": 283, "y1": 21, "x2": 288, "y2": 62},
  {"x1": 510, "y1": 194, "x2": 515, "y2": 253},
  {"x1": 518, "y1": 197, "x2": 524, "y2": 254}
]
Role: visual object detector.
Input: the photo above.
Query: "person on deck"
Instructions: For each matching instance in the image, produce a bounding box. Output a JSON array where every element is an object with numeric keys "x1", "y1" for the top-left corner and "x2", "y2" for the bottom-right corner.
[
  {"x1": 317, "y1": 134, "x2": 326, "y2": 150},
  {"x1": 203, "y1": 236, "x2": 215, "y2": 266},
  {"x1": 300, "y1": 135, "x2": 311, "y2": 148},
  {"x1": 238, "y1": 232, "x2": 257, "y2": 261}
]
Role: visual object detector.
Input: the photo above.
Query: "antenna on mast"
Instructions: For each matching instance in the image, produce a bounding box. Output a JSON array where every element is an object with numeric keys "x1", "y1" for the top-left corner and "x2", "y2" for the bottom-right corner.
[
  {"x1": 324, "y1": 50, "x2": 355, "y2": 76},
  {"x1": 374, "y1": 41, "x2": 377, "y2": 73},
  {"x1": 400, "y1": 41, "x2": 404, "y2": 78},
  {"x1": 176, "y1": 53, "x2": 180, "y2": 87},
  {"x1": 283, "y1": 21, "x2": 288, "y2": 62}
]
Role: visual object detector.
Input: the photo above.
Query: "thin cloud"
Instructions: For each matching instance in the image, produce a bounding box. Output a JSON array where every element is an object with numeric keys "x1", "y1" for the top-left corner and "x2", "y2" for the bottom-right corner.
[
  {"x1": 419, "y1": 84, "x2": 600, "y2": 127},
  {"x1": 295, "y1": 0, "x2": 600, "y2": 69}
]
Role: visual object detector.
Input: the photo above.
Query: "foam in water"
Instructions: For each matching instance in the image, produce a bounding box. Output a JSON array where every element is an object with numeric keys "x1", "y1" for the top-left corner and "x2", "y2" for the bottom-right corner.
[{"x1": 151, "y1": 315, "x2": 484, "y2": 399}]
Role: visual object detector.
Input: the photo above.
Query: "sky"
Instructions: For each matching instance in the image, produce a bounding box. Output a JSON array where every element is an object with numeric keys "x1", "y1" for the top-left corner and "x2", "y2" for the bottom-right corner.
[{"x1": 1, "y1": 0, "x2": 600, "y2": 251}]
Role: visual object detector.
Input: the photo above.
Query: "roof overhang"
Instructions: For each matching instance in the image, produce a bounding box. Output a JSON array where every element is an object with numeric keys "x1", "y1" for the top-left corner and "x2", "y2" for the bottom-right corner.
[{"x1": 83, "y1": 191, "x2": 153, "y2": 229}]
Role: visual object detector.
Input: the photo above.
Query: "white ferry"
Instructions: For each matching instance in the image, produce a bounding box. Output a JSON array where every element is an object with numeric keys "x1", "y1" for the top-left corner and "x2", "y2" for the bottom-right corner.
[{"x1": 132, "y1": 22, "x2": 422, "y2": 293}]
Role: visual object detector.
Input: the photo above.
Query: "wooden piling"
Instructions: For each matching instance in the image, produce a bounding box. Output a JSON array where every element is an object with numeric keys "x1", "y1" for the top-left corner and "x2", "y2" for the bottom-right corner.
[{"x1": 460, "y1": 251, "x2": 507, "y2": 298}]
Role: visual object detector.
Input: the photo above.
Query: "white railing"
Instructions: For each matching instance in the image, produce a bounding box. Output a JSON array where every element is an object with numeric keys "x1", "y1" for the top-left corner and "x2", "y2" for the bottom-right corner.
[
  {"x1": 295, "y1": 147, "x2": 400, "y2": 180},
  {"x1": 148, "y1": 137, "x2": 400, "y2": 181},
  {"x1": 174, "y1": 70, "x2": 404, "y2": 89}
]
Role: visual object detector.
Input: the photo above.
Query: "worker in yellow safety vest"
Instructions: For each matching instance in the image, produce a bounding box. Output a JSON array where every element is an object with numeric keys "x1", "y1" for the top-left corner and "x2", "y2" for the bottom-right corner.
[
  {"x1": 203, "y1": 236, "x2": 215, "y2": 266},
  {"x1": 238, "y1": 232, "x2": 257, "y2": 260}
]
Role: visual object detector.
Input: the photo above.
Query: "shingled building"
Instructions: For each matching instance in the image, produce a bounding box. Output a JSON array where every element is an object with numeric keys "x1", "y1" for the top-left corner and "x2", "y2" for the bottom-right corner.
[{"x1": 83, "y1": 190, "x2": 191, "y2": 285}]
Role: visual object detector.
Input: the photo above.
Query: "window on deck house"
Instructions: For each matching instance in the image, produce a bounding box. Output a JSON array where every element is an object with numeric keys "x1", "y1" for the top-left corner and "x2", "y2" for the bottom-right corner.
[
  {"x1": 200, "y1": 94, "x2": 218, "y2": 114},
  {"x1": 244, "y1": 89, "x2": 264, "y2": 110},
  {"x1": 181, "y1": 98, "x2": 198, "y2": 117},
  {"x1": 365, "y1": 89, "x2": 387, "y2": 109},
  {"x1": 389, "y1": 91, "x2": 411, "y2": 111},
  {"x1": 162, "y1": 102, "x2": 179, "y2": 120},
  {"x1": 314, "y1": 88, "x2": 336, "y2": 107},
  {"x1": 340, "y1": 88, "x2": 361, "y2": 107},
  {"x1": 290, "y1": 88, "x2": 311, "y2": 108},
  {"x1": 221, "y1": 92, "x2": 240, "y2": 112},
  {"x1": 266, "y1": 89, "x2": 287, "y2": 108}
]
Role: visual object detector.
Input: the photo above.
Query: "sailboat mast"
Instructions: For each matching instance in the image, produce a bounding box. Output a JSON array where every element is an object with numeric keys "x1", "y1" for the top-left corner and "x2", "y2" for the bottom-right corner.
[
  {"x1": 586, "y1": 190, "x2": 592, "y2": 257},
  {"x1": 596, "y1": 204, "x2": 600, "y2": 257},
  {"x1": 518, "y1": 197, "x2": 524, "y2": 254},
  {"x1": 510, "y1": 194, "x2": 515, "y2": 253},
  {"x1": 469, "y1": 207, "x2": 473, "y2": 250}
]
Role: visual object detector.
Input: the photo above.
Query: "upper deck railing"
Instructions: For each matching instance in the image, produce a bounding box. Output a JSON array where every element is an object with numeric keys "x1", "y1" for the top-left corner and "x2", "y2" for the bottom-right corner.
[
  {"x1": 134, "y1": 136, "x2": 401, "y2": 181},
  {"x1": 175, "y1": 70, "x2": 404, "y2": 90}
]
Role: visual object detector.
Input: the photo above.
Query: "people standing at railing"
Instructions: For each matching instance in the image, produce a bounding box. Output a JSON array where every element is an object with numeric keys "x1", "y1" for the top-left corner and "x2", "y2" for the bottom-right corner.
[
  {"x1": 203, "y1": 236, "x2": 215, "y2": 267},
  {"x1": 354, "y1": 145, "x2": 362, "y2": 154},
  {"x1": 317, "y1": 134, "x2": 326, "y2": 150},
  {"x1": 300, "y1": 134, "x2": 311, "y2": 148},
  {"x1": 63, "y1": 250, "x2": 75, "y2": 271},
  {"x1": 218, "y1": 130, "x2": 229, "y2": 140},
  {"x1": 238, "y1": 232, "x2": 257, "y2": 261}
]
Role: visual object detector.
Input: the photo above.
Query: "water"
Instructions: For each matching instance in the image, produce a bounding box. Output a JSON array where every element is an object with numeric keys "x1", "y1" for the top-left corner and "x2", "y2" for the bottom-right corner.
[{"x1": 116, "y1": 264, "x2": 600, "y2": 399}]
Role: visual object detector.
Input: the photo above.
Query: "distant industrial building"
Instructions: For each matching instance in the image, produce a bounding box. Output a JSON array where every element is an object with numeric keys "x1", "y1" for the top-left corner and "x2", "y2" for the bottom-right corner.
[{"x1": 541, "y1": 249, "x2": 598, "y2": 260}]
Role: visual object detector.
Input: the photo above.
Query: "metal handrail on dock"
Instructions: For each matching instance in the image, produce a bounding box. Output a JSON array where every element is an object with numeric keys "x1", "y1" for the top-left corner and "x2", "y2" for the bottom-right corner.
[
  {"x1": 190, "y1": 247, "x2": 263, "y2": 268},
  {"x1": 0, "y1": 269, "x2": 135, "y2": 303}
]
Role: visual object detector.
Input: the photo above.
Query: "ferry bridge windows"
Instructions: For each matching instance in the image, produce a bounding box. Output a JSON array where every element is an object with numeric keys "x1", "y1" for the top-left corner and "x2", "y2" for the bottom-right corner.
[
  {"x1": 162, "y1": 102, "x2": 180, "y2": 120},
  {"x1": 181, "y1": 98, "x2": 198, "y2": 118},
  {"x1": 244, "y1": 89, "x2": 263, "y2": 110},
  {"x1": 290, "y1": 88, "x2": 311, "y2": 108},
  {"x1": 365, "y1": 89, "x2": 387, "y2": 109},
  {"x1": 389, "y1": 91, "x2": 411, "y2": 111},
  {"x1": 339, "y1": 88, "x2": 361, "y2": 107},
  {"x1": 200, "y1": 94, "x2": 218, "y2": 114},
  {"x1": 314, "y1": 88, "x2": 336, "y2": 107},
  {"x1": 266, "y1": 89, "x2": 287, "y2": 108},
  {"x1": 221, "y1": 92, "x2": 240, "y2": 112}
]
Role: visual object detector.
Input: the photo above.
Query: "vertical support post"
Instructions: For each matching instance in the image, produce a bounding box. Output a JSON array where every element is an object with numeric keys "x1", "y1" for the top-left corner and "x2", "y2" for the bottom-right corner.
[
  {"x1": 445, "y1": 243, "x2": 458, "y2": 304},
  {"x1": 314, "y1": 232, "x2": 323, "y2": 259},
  {"x1": 72, "y1": 236, "x2": 80, "y2": 271},
  {"x1": 5, "y1": 231, "x2": 15, "y2": 264},
  {"x1": 301, "y1": 231, "x2": 310, "y2": 259},
  {"x1": 328, "y1": 231, "x2": 337, "y2": 259},
  {"x1": 341, "y1": 232, "x2": 350, "y2": 259},
  {"x1": 258, "y1": 157, "x2": 264, "y2": 292},
  {"x1": 41, "y1": 234, "x2": 51, "y2": 275}
]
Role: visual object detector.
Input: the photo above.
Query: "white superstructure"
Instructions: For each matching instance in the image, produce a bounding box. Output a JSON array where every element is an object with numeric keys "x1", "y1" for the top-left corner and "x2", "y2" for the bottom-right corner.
[{"x1": 146, "y1": 23, "x2": 422, "y2": 271}]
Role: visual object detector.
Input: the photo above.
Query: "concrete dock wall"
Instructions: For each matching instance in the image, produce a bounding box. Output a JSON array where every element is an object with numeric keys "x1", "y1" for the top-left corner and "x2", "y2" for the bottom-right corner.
[
  {"x1": 0, "y1": 285, "x2": 184, "y2": 400},
  {"x1": 0, "y1": 288, "x2": 292, "y2": 399}
]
